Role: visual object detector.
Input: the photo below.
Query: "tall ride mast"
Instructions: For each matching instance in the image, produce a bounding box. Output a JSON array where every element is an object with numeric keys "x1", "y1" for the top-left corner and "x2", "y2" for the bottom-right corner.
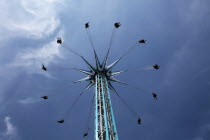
[{"x1": 95, "y1": 74, "x2": 118, "y2": 140}]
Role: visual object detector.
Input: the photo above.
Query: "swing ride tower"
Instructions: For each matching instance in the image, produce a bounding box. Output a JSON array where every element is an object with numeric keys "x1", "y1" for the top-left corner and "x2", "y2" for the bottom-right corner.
[
  {"x1": 71, "y1": 44, "x2": 132, "y2": 140},
  {"x1": 52, "y1": 22, "x2": 155, "y2": 140},
  {"x1": 69, "y1": 48, "x2": 125, "y2": 140},
  {"x1": 95, "y1": 70, "x2": 118, "y2": 140}
]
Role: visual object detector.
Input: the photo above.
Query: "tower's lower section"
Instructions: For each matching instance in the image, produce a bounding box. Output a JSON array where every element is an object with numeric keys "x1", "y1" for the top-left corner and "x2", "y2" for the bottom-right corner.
[{"x1": 95, "y1": 74, "x2": 118, "y2": 140}]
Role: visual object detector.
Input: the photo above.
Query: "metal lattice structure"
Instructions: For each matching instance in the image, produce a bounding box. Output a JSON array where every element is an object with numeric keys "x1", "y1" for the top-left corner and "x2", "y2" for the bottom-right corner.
[{"x1": 95, "y1": 69, "x2": 118, "y2": 140}]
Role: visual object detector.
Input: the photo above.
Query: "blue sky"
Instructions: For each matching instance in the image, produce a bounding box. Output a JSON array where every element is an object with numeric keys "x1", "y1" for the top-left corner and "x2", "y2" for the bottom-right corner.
[{"x1": 0, "y1": 0, "x2": 210, "y2": 140}]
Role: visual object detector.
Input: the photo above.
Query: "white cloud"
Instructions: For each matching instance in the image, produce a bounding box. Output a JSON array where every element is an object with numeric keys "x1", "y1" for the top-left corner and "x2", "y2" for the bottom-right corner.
[
  {"x1": 4, "y1": 117, "x2": 16, "y2": 136},
  {"x1": 0, "y1": 116, "x2": 19, "y2": 140},
  {"x1": 13, "y1": 37, "x2": 62, "y2": 67},
  {"x1": 17, "y1": 98, "x2": 39, "y2": 104},
  {"x1": 9, "y1": 32, "x2": 64, "y2": 77},
  {"x1": 0, "y1": 0, "x2": 70, "y2": 77},
  {"x1": 0, "y1": 0, "x2": 64, "y2": 39}
]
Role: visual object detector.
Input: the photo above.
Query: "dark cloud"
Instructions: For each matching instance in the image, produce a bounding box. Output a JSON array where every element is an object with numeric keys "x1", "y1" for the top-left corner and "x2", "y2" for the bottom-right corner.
[{"x1": 0, "y1": 0, "x2": 210, "y2": 140}]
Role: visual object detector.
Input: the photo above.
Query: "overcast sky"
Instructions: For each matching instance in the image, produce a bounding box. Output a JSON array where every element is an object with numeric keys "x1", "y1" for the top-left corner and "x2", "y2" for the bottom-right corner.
[{"x1": 0, "y1": 0, "x2": 210, "y2": 140}]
